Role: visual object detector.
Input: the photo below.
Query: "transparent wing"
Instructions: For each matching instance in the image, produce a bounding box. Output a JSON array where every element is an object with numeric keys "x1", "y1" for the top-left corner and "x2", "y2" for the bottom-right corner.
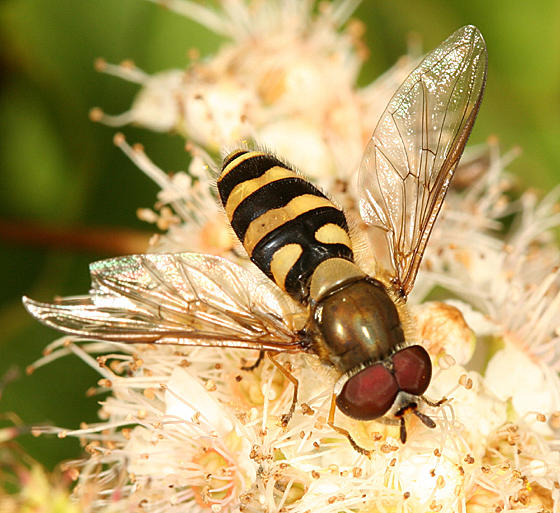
[
  {"x1": 358, "y1": 25, "x2": 487, "y2": 296},
  {"x1": 23, "y1": 252, "x2": 303, "y2": 351}
]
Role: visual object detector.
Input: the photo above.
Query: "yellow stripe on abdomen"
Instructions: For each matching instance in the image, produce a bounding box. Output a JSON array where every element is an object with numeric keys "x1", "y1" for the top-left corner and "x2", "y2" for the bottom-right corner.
[
  {"x1": 225, "y1": 166, "x2": 297, "y2": 219},
  {"x1": 243, "y1": 194, "x2": 335, "y2": 255},
  {"x1": 315, "y1": 223, "x2": 352, "y2": 247},
  {"x1": 270, "y1": 243, "x2": 303, "y2": 292}
]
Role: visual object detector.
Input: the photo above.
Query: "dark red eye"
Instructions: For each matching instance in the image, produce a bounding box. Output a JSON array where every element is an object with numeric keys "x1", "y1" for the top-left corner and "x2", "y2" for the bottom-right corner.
[
  {"x1": 336, "y1": 364, "x2": 398, "y2": 420},
  {"x1": 392, "y1": 345, "x2": 432, "y2": 396}
]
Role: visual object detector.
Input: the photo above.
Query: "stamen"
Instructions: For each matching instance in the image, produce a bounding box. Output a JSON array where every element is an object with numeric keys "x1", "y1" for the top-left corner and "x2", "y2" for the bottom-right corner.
[
  {"x1": 93, "y1": 58, "x2": 148, "y2": 83},
  {"x1": 142, "y1": 0, "x2": 229, "y2": 36},
  {"x1": 89, "y1": 107, "x2": 135, "y2": 127},
  {"x1": 330, "y1": 0, "x2": 361, "y2": 26},
  {"x1": 112, "y1": 133, "x2": 193, "y2": 222}
]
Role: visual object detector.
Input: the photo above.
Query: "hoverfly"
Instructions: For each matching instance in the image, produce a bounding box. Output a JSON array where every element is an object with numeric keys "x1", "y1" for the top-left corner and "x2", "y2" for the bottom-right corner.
[{"x1": 23, "y1": 25, "x2": 487, "y2": 454}]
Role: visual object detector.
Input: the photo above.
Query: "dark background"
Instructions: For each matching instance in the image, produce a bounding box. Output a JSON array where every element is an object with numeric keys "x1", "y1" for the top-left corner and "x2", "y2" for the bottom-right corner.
[{"x1": 1, "y1": 0, "x2": 559, "y2": 468}]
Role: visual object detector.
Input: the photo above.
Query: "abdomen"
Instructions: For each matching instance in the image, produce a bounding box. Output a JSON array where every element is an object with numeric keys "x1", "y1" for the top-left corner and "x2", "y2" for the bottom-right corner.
[{"x1": 218, "y1": 150, "x2": 354, "y2": 304}]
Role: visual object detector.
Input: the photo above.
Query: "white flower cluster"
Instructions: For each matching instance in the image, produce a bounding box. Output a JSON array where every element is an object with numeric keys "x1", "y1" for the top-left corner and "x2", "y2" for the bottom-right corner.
[{"x1": 31, "y1": 1, "x2": 560, "y2": 512}]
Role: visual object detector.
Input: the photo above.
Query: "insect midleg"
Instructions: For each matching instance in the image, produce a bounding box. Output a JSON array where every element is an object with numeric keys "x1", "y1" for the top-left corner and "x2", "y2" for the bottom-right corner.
[
  {"x1": 327, "y1": 394, "x2": 371, "y2": 457},
  {"x1": 241, "y1": 349, "x2": 265, "y2": 371},
  {"x1": 266, "y1": 352, "x2": 298, "y2": 427}
]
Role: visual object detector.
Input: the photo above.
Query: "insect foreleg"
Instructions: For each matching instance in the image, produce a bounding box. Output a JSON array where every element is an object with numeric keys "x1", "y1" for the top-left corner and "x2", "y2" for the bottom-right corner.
[
  {"x1": 421, "y1": 395, "x2": 448, "y2": 408},
  {"x1": 327, "y1": 394, "x2": 372, "y2": 457}
]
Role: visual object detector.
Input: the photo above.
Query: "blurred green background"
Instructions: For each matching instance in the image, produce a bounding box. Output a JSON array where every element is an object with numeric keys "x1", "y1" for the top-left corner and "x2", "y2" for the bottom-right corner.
[{"x1": 0, "y1": 0, "x2": 558, "y2": 469}]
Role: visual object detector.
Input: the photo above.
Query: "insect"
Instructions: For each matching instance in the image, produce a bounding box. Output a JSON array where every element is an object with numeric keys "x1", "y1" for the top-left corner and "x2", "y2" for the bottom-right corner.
[{"x1": 23, "y1": 25, "x2": 487, "y2": 454}]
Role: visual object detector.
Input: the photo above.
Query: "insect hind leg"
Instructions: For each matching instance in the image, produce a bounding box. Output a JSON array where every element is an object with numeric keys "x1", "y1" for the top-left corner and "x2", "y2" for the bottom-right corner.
[{"x1": 266, "y1": 352, "x2": 298, "y2": 428}]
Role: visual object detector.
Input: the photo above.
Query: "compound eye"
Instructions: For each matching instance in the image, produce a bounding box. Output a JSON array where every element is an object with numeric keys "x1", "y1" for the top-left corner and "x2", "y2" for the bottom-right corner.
[
  {"x1": 393, "y1": 345, "x2": 432, "y2": 396},
  {"x1": 336, "y1": 364, "x2": 399, "y2": 420}
]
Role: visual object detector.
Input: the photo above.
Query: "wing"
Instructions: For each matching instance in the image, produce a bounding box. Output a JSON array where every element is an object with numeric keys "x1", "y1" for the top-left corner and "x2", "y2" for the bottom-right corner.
[
  {"x1": 358, "y1": 25, "x2": 487, "y2": 296},
  {"x1": 23, "y1": 252, "x2": 304, "y2": 351}
]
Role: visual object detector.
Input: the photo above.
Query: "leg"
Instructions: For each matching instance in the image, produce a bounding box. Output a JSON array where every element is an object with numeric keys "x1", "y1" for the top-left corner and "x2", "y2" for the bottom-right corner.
[
  {"x1": 327, "y1": 394, "x2": 371, "y2": 457},
  {"x1": 267, "y1": 352, "x2": 298, "y2": 427},
  {"x1": 241, "y1": 349, "x2": 265, "y2": 371},
  {"x1": 421, "y1": 395, "x2": 447, "y2": 408}
]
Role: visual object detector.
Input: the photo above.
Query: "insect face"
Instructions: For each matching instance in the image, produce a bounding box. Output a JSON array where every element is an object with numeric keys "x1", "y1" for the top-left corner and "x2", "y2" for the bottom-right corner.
[{"x1": 335, "y1": 345, "x2": 432, "y2": 421}]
